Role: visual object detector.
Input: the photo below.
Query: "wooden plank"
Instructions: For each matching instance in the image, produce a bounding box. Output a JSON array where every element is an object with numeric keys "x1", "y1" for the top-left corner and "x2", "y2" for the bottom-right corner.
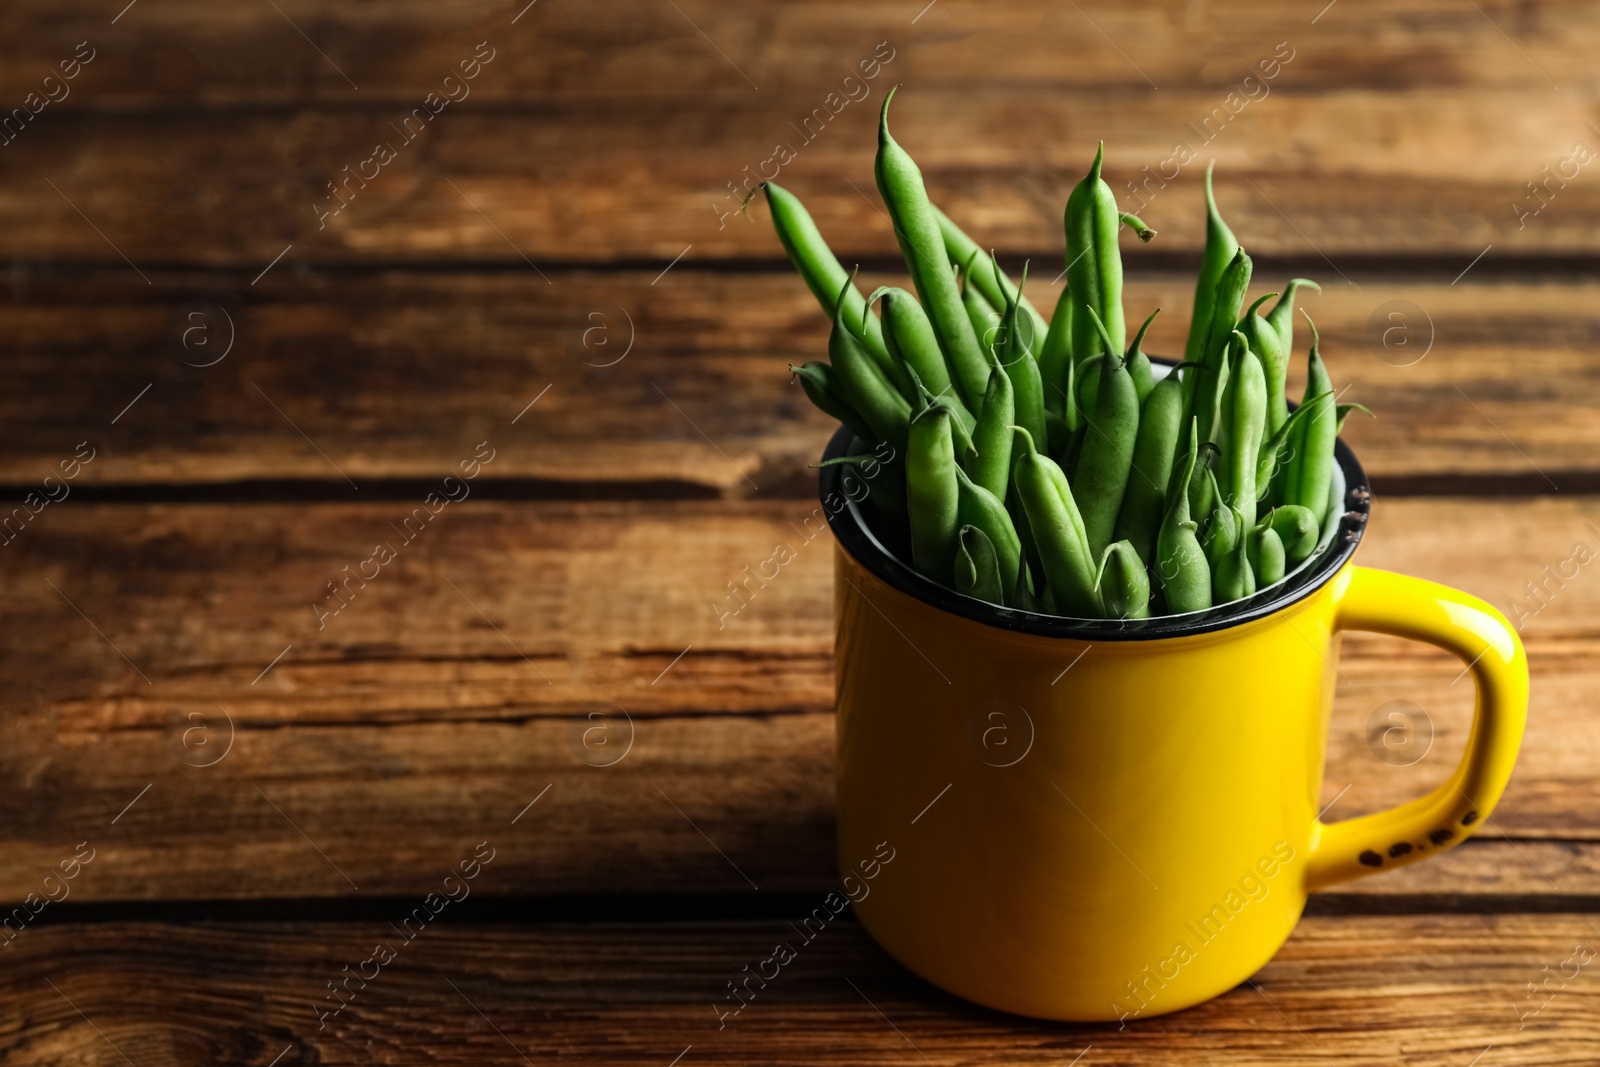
[
  {"x1": 0, "y1": 496, "x2": 1594, "y2": 900},
  {"x1": 7, "y1": 98, "x2": 1596, "y2": 265},
  {"x1": 0, "y1": 0, "x2": 1595, "y2": 263},
  {"x1": 1, "y1": 271, "x2": 1594, "y2": 489},
  {"x1": 2, "y1": 916, "x2": 1595, "y2": 1065},
  {"x1": 6, "y1": 0, "x2": 1589, "y2": 103}
]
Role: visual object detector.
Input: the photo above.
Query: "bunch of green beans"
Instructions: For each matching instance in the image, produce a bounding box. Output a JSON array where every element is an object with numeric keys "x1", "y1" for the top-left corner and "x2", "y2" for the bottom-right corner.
[{"x1": 767, "y1": 92, "x2": 1360, "y2": 620}]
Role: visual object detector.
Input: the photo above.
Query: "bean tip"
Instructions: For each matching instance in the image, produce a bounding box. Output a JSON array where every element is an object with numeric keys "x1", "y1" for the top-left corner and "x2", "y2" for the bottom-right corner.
[
  {"x1": 1203, "y1": 162, "x2": 1223, "y2": 217},
  {"x1": 1299, "y1": 308, "x2": 1320, "y2": 349}
]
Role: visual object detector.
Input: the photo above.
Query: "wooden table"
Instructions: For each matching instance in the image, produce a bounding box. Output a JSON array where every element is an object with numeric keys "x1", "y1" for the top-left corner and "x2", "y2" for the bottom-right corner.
[{"x1": 2, "y1": 1, "x2": 1596, "y2": 1062}]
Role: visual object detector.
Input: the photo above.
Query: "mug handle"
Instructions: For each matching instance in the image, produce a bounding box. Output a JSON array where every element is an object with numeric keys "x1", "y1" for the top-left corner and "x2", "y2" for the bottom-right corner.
[{"x1": 1305, "y1": 565, "x2": 1529, "y2": 891}]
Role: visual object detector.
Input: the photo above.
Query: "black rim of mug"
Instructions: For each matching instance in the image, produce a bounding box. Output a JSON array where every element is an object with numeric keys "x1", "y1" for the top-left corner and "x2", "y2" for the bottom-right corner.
[{"x1": 819, "y1": 367, "x2": 1371, "y2": 642}]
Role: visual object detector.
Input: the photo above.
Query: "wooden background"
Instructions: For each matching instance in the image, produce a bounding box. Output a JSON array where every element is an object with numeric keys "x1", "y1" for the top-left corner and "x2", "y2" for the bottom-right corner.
[{"x1": 2, "y1": 0, "x2": 1597, "y2": 1063}]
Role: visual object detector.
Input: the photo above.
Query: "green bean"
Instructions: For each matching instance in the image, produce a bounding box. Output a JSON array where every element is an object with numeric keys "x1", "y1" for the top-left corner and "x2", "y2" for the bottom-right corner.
[
  {"x1": 1075, "y1": 355, "x2": 1102, "y2": 420},
  {"x1": 955, "y1": 464, "x2": 1023, "y2": 602},
  {"x1": 1007, "y1": 485, "x2": 1045, "y2": 609},
  {"x1": 958, "y1": 253, "x2": 1002, "y2": 355},
  {"x1": 1335, "y1": 401, "x2": 1373, "y2": 434},
  {"x1": 1166, "y1": 422, "x2": 1216, "y2": 519},
  {"x1": 964, "y1": 346, "x2": 1015, "y2": 498},
  {"x1": 1248, "y1": 518, "x2": 1287, "y2": 587},
  {"x1": 814, "y1": 451, "x2": 906, "y2": 526},
  {"x1": 1266, "y1": 278, "x2": 1321, "y2": 361},
  {"x1": 876, "y1": 89, "x2": 989, "y2": 411},
  {"x1": 1183, "y1": 162, "x2": 1240, "y2": 367},
  {"x1": 1073, "y1": 310, "x2": 1157, "y2": 433},
  {"x1": 870, "y1": 285, "x2": 974, "y2": 430},
  {"x1": 1064, "y1": 143, "x2": 1126, "y2": 367},
  {"x1": 1071, "y1": 307, "x2": 1140, "y2": 559},
  {"x1": 906, "y1": 402, "x2": 959, "y2": 580},
  {"x1": 1283, "y1": 312, "x2": 1337, "y2": 524},
  {"x1": 1062, "y1": 345, "x2": 1081, "y2": 438},
  {"x1": 1212, "y1": 506, "x2": 1257, "y2": 603},
  {"x1": 1262, "y1": 281, "x2": 1320, "y2": 436},
  {"x1": 764, "y1": 181, "x2": 892, "y2": 375},
  {"x1": 1188, "y1": 248, "x2": 1252, "y2": 446},
  {"x1": 1096, "y1": 539, "x2": 1150, "y2": 619},
  {"x1": 1220, "y1": 329, "x2": 1267, "y2": 530},
  {"x1": 791, "y1": 361, "x2": 876, "y2": 443},
  {"x1": 1040, "y1": 285, "x2": 1075, "y2": 429},
  {"x1": 954, "y1": 525, "x2": 1006, "y2": 604},
  {"x1": 1186, "y1": 442, "x2": 1218, "y2": 520},
  {"x1": 1268, "y1": 504, "x2": 1320, "y2": 564},
  {"x1": 934, "y1": 206, "x2": 1048, "y2": 350},
  {"x1": 996, "y1": 261, "x2": 1048, "y2": 450},
  {"x1": 828, "y1": 273, "x2": 911, "y2": 449},
  {"x1": 1125, "y1": 307, "x2": 1159, "y2": 405},
  {"x1": 1012, "y1": 426, "x2": 1101, "y2": 616},
  {"x1": 1201, "y1": 467, "x2": 1237, "y2": 567},
  {"x1": 1238, "y1": 292, "x2": 1289, "y2": 437},
  {"x1": 1253, "y1": 388, "x2": 1324, "y2": 499},
  {"x1": 1113, "y1": 369, "x2": 1183, "y2": 565},
  {"x1": 1119, "y1": 213, "x2": 1157, "y2": 243},
  {"x1": 907, "y1": 368, "x2": 977, "y2": 463},
  {"x1": 1155, "y1": 418, "x2": 1212, "y2": 613}
]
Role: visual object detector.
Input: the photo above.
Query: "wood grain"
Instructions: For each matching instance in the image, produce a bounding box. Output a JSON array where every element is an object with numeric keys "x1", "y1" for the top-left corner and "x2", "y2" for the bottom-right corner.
[
  {"x1": 7, "y1": 99, "x2": 1595, "y2": 266},
  {"x1": 2, "y1": 915, "x2": 1595, "y2": 1065},
  {"x1": 2, "y1": 0, "x2": 1589, "y2": 1052},
  {"x1": 1, "y1": 271, "x2": 1593, "y2": 490},
  {"x1": 0, "y1": 1, "x2": 1595, "y2": 263},
  {"x1": 0, "y1": 496, "x2": 1589, "y2": 900},
  {"x1": 5, "y1": 0, "x2": 1589, "y2": 103}
]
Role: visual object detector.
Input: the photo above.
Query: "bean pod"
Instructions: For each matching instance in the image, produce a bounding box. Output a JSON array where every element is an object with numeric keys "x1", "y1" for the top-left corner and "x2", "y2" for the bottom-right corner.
[
  {"x1": 1125, "y1": 307, "x2": 1159, "y2": 405},
  {"x1": 1266, "y1": 278, "x2": 1321, "y2": 359},
  {"x1": 1013, "y1": 426, "x2": 1101, "y2": 616},
  {"x1": 828, "y1": 273, "x2": 911, "y2": 450},
  {"x1": 1189, "y1": 249, "x2": 1252, "y2": 446},
  {"x1": 954, "y1": 525, "x2": 1006, "y2": 604},
  {"x1": 1097, "y1": 539, "x2": 1151, "y2": 619},
  {"x1": 964, "y1": 347, "x2": 1015, "y2": 499},
  {"x1": 1269, "y1": 504, "x2": 1320, "y2": 564},
  {"x1": 1071, "y1": 307, "x2": 1140, "y2": 559},
  {"x1": 936, "y1": 208, "x2": 1048, "y2": 352},
  {"x1": 1220, "y1": 329, "x2": 1267, "y2": 531},
  {"x1": 955, "y1": 464, "x2": 1023, "y2": 602},
  {"x1": 1039, "y1": 284, "x2": 1076, "y2": 430},
  {"x1": 1283, "y1": 313, "x2": 1337, "y2": 524},
  {"x1": 1183, "y1": 162, "x2": 1240, "y2": 367},
  {"x1": 906, "y1": 401, "x2": 959, "y2": 579},
  {"x1": 1064, "y1": 143, "x2": 1126, "y2": 367},
  {"x1": 872, "y1": 285, "x2": 973, "y2": 429},
  {"x1": 1248, "y1": 519, "x2": 1287, "y2": 587},
  {"x1": 1156, "y1": 419, "x2": 1213, "y2": 614},
  {"x1": 958, "y1": 252, "x2": 1002, "y2": 355},
  {"x1": 876, "y1": 89, "x2": 989, "y2": 410},
  {"x1": 765, "y1": 181, "x2": 892, "y2": 373},
  {"x1": 792, "y1": 361, "x2": 875, "y2": 444},
  {"x1": 996, "y1": 261, "x2": 1048, "y2": 450},
  {"x1": 1113, "y1": 368, "x2": 1184, "y2": 565},
  {"x1": 1212, "y1": 506, "x2": 1257, "y2": 604}
]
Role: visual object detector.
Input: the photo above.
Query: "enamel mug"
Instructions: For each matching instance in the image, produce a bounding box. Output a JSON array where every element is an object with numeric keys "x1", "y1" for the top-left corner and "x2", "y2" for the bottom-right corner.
[{"x1": 823, "y1": 425, "x2": 1527, "y2": 1022}]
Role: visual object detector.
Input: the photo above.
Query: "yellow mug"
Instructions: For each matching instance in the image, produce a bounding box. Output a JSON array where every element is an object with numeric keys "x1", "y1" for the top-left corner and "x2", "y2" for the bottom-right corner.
[{"x1": 823, "y1": 427, "x2": 1527, "y2": 1022}]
